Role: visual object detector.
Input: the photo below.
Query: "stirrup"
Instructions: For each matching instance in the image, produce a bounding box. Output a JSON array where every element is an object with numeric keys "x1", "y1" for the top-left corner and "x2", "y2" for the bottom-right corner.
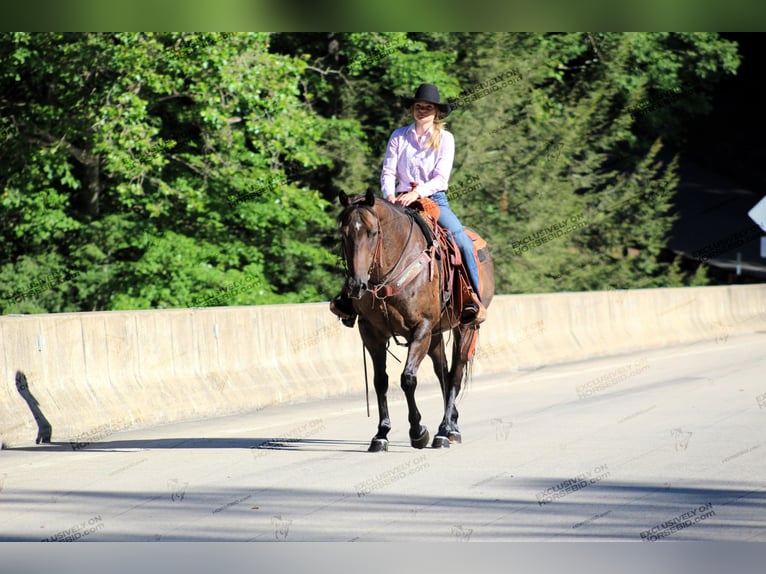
[{"x1": 460, "y1": 295, "x2": 486, "y2": 326}]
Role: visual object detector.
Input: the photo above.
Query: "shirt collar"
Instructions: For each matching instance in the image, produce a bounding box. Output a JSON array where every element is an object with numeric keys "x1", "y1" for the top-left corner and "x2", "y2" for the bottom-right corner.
[{"x1": 406, "y1": 122, "x2": 432, "y2": 139}]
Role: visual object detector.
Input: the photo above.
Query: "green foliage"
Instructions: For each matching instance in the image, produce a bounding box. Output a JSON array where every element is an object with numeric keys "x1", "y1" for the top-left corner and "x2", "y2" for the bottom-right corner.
[
  {"x1": 1, "y1": 32, "x2": 359, "y2": 313},
  {"x1": 443, "y1": 32, "x2": 738, "y2": 294},
  {"x1": 0, "y1": 32, "x2": 741, "y2": 314}
]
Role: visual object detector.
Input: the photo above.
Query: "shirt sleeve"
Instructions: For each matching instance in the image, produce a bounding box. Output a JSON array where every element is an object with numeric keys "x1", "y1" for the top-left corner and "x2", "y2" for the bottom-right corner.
[
  {"x1": 416, "y1": 130, "x2": 454, "y2": 197},
  {"x1": 380, "y1": 130, "x2": 399, "y2": 199}
]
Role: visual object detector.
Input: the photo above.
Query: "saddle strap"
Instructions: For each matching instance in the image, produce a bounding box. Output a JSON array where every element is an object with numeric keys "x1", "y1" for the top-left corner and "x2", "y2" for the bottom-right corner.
[
  {"x1": 427, "y1": 225, "x2": 452, "y2": 311},
  {"x1": 373, "y1": 247, "x2": 436, "y2": 299},
  {"x1": 408, "y1": 205, "x2": 437, "y2": 249}
]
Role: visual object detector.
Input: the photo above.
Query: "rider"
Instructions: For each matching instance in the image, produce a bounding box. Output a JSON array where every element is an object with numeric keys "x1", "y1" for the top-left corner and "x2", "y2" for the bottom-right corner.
[{"x1": 330, "y1": 83, "x2": 487, "y2": 327}]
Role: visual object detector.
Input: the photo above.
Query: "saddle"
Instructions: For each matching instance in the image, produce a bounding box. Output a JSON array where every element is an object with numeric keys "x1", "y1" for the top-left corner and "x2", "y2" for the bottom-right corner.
[{"x1": 408, "y1": 198, "x2": 488, "y2": 317}]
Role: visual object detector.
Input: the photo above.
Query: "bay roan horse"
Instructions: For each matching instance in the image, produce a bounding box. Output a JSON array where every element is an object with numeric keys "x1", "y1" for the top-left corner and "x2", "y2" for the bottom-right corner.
[{"x1": 337, "y1": 189, "x2": 495, "y2": 451}]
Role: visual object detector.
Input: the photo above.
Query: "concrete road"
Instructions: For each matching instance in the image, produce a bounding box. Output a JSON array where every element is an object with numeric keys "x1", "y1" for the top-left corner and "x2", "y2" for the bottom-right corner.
[{"x1": 1, "y1": 333, "x2": 764, "y2": 542}]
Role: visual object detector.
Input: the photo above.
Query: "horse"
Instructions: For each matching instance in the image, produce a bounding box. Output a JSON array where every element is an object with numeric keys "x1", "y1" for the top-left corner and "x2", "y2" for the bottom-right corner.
[{"x1": 337, "y1": 189, "x2": 495, "y2": 451}]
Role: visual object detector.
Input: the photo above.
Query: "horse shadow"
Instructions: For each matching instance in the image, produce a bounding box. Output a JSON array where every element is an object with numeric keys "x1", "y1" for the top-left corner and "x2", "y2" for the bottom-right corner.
[
  {"x1": 6, "y1": 370, "x2": 371, "y2": 453},
  {"x1": 13, "y1": 371, "x2": 52, "y2": 444},
  {"x1": 4, "y1": 436, "x2": 370, "y2": 454}
]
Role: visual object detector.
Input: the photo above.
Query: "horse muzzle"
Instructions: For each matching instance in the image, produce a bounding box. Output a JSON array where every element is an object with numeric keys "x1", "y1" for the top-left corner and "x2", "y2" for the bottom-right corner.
[{"x1": 347, "y1": 276, "x2": 369, "y2": 299}]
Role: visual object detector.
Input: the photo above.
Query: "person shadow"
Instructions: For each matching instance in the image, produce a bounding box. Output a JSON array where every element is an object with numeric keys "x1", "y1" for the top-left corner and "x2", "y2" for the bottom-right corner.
[{"x1": 15, "y1": 371, "x2": 52, "y2": 444}]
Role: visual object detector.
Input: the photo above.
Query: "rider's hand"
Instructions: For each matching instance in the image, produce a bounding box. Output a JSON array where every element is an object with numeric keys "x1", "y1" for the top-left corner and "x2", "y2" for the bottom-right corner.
[{"x1": 395, "y1": 190, "x2": 419, "y2": 207}]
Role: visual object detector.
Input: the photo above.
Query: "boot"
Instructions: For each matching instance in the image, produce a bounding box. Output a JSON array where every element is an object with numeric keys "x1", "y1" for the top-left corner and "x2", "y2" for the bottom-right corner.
[
  {"x1": 329, "y1": 292, "x2": 357, "y2": 328},
  {"x1": 460, "y1": 292, "x2": 487, "y2": 326}
]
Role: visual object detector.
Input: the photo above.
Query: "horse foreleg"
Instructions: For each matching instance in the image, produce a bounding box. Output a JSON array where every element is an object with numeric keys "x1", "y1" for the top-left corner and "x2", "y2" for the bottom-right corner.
[
  {"x1": 369, "y1": 348, "x2": 391, "y2": 452},
  {"x1": 401, "y1": 326, "x2": 432, "y2": 450},
  {"x1": 360, "y1": 327, "x2": 391, "y2": 452}
]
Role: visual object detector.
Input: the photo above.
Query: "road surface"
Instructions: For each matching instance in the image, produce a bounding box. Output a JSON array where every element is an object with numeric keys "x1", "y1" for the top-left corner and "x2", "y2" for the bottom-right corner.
[{"x1": 1, "y1": 333, "x2": 764, "y2": 542}]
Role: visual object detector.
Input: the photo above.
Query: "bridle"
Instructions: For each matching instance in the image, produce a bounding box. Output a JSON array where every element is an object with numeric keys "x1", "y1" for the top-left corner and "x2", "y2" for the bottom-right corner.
[{"x1": 343, "y1": 202, "x2": 421, "y2": 301}]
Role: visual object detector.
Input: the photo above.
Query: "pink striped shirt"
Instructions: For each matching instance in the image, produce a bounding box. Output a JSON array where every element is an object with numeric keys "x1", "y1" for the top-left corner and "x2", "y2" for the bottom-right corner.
[{"x1": 380, "y1": 122, "x2": 455, "y2": 199}]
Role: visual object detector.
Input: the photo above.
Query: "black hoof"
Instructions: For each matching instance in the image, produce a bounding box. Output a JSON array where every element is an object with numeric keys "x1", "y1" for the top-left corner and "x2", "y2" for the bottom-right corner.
[
  {"x1": 432, "y1": 435, "x2": 450, "y2": 448},
  {"x1": 368, "y1": 438, "x2": 389, "y2": 452},
  {"x1": 410, "y1": 426, "x2": 430, "y2": 449},
  {"x1": 36, "y1": 431, "x2": 52, "y2": 444},
  {"x1": 448, "y1": 431, "x2": 462, "y2": 444}
]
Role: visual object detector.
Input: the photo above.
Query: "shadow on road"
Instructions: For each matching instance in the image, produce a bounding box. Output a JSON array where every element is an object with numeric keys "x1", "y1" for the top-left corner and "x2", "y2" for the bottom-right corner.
[
  {"x1": 0, "y1": 479, "x2": 763, "y2": 542},
  {"x1": 4, "y1": 436, "x2": 369, "y2": 453}
]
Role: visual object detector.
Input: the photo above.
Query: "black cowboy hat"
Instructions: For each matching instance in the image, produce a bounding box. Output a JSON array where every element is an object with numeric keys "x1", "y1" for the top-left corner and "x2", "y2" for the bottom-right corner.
[{"x1": 401, "y1": 83, "x2": 452, "y2": 118}]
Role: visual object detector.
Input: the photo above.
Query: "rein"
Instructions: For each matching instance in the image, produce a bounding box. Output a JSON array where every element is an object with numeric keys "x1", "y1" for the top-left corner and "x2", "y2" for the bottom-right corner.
[
  {"x1": 344, "y1": 201, "x2": 435, "y2": 417},
  {"x1": 345, "y1": 202, "x2": 431, "y2": 302},
  {"x1": 369, "y1": 213, "x2": 417, "y2": 300}
]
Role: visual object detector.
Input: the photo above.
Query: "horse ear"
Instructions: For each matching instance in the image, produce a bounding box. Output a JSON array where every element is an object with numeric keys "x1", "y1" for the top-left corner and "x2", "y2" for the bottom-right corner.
[
  {"x1": 364, "y1": 189, "x2": 375, "y2": 206},
  {"x1": 339, "y1": 191, "x2": 350, "y2": 207}
]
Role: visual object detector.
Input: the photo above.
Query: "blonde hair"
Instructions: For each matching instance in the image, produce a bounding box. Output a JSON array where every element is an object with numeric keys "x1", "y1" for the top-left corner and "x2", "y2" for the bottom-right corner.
[
  {"x1": 427, "y1": 118, "x2": 445, "y2": 151},
  {"x1": 408, "y1": 105, "x2": 447, "y2": 151}
]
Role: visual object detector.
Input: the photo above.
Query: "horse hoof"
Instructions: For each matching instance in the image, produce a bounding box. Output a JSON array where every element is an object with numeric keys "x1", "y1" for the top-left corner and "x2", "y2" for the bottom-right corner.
[
  {"x1": 368, "y1": 438, "x2": 388, "y2": 452},
  {"x1": 410, "y1": 426, "x2": 430, "y2": 449},
  {"x1": 432, "y1": 435, "x2": 450, "y2": 449},
  {"x1": 448, "y1": 431, "x2": 462, "y2": 444}
]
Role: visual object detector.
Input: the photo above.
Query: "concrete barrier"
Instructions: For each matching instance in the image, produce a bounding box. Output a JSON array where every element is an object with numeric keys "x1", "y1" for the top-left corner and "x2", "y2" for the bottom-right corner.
[
  {"x1": 2, "y1": 285, "x2": 765, "y2": 448},
  {"x1": 474, "y1": 285, "x2": 766, "y2": 373}
]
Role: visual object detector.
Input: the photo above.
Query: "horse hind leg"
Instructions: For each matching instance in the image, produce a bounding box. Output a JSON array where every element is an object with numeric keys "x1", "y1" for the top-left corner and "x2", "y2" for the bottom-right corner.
[
  {"x1": 444, "y1": 325, "x2": 478, "y2": 445},
  {"x1": 429, "y1": 332, "x2": 453, "y2": 449}
]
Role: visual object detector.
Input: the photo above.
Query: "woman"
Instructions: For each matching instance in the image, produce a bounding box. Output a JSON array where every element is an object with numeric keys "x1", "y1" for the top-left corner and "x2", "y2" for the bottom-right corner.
[{"x1": 331, "y1": 83, "x2": 486, "y2": 326}]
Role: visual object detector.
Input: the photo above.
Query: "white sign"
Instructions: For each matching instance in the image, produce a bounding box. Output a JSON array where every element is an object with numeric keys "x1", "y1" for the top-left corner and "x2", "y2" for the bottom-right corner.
[{"x1": 748, "y1": 196, "x2": 766, "y2": 232}]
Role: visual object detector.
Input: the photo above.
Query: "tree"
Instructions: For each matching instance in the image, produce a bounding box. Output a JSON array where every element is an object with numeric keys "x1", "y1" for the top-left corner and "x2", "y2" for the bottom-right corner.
[
  {"x1": 1, "y1": 32, "x2": 364, "y2": 312},
  {"x1": 270, "y1": 32, "x2": 460, "y2": 196},
  {"x1": 1, "y1": 33, "x2": 740, "y2": 314},
  {"x1": 442, "y1": 32, "x2": 737, "y2": 293}
]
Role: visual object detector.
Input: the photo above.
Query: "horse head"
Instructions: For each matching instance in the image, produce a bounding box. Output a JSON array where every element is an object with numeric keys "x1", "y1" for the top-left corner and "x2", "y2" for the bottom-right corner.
[{"x1": 338, "y1": 189, "x2": 379, "y2": 299}]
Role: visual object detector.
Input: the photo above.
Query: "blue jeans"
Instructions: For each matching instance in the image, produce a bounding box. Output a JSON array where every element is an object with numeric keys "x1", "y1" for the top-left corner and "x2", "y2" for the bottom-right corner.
[{"x1": 430, "y1": 192, "x2": 481, "y2": 299}]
